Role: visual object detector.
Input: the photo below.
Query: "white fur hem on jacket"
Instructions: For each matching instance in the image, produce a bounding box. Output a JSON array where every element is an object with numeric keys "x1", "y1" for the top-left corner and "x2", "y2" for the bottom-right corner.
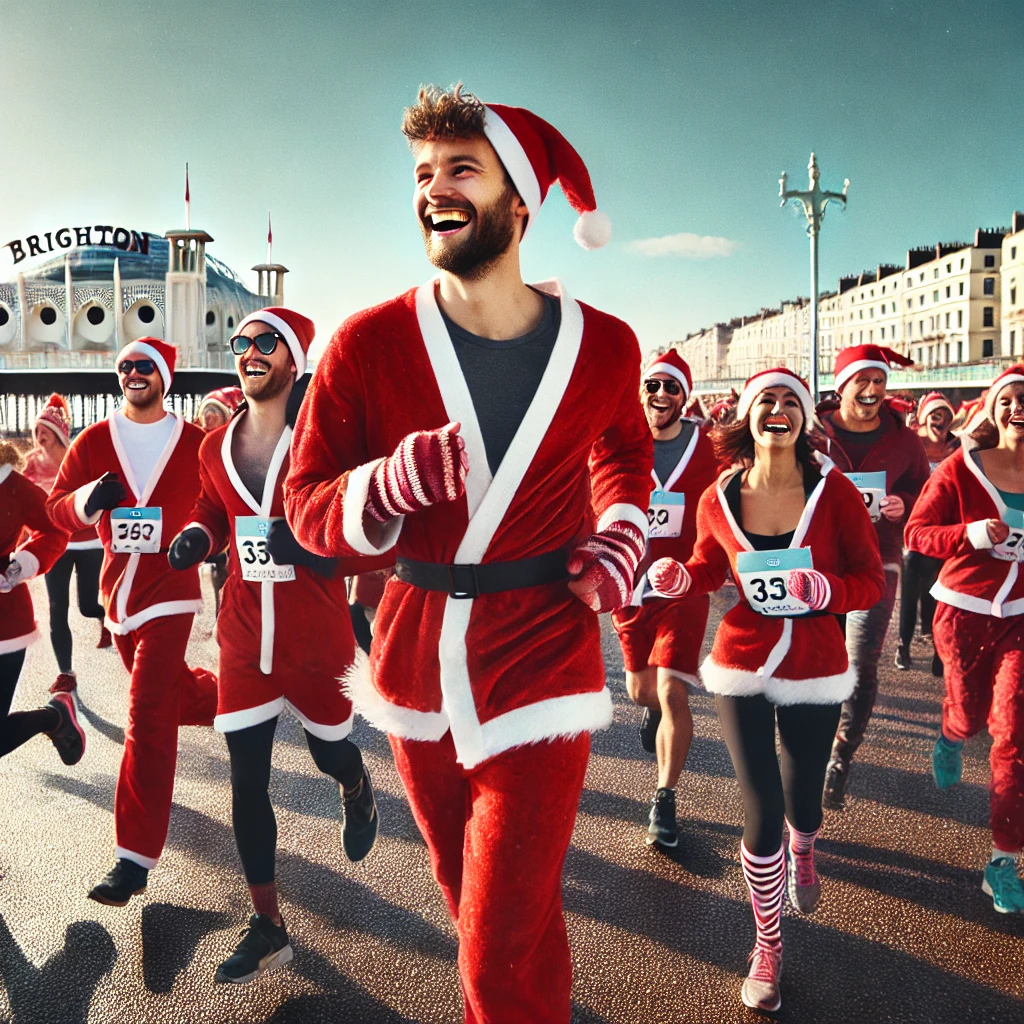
[
  {"x1": 699, "y1": 655, "x2": 856, "y2": 705},
  {"x1": 105, "y1": 599, "x2": 205, "y2": 636},
  {"x1": 0, "y1": 628, "x2": 40, "y2": 655}
]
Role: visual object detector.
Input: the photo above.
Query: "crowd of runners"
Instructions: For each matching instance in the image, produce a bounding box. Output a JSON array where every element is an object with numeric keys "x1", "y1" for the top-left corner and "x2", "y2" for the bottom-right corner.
[{"x1": 1, "y1": 84, "x2": 1022, "y2": 1019}]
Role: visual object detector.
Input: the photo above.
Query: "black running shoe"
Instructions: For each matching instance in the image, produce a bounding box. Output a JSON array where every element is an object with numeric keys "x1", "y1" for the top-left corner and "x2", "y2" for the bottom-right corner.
[
  {"x1": 341, "y1": 766, "x2": 379, "y2": 863},
  {"x1": 894, "y1": 644, "x2": 911, "y2": 671},
  {"x1": 646, "y1": 788, "x2": 678, "y2": 848},
  {"x1": 46, "y1": 693, "x2": 85, "y2": 766},
  {"x1": 638, "y1": 706, "x2": 661, "y2": 754},
  {"x1": 215, "y1": 913, "x2": 293, "y2": 985},
  {"x1": 88, "y1": 858, "x2": 148, "y2": 906},
  {"x1": 822, "y1": 758, "x2": 849, "y2": 811}
]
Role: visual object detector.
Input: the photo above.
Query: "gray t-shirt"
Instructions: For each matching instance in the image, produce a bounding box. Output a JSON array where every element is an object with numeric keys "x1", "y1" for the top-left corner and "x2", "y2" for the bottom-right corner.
[
  {"x1": 653, "y1": 421, "x2": 696, "y2": 485},
  {"x1": 443, "y1": 293, "x2": 560, "y2": 475}
]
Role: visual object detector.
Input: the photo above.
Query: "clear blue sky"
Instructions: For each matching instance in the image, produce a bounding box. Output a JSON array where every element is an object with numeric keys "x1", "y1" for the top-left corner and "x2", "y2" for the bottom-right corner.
[{"x1": 2, "y1": 0, "x2": 1021, "y2": 359}]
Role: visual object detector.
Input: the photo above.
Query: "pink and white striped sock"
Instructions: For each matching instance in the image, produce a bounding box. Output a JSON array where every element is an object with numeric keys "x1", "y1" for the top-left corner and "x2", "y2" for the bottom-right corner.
[
  {"x1": 740, "y1": 842, "x2": 786, "y2": 954},
  {"x1": 787, "y1": 822, "x2": 820, "y2": 884}
]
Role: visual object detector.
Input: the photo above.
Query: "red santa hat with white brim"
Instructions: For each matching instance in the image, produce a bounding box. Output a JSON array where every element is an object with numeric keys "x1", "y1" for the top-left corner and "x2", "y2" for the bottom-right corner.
[
  {"x1": 833, "y1": 344, "x2": 914, "y2": 393},
  {"x1": 116, "y1": 337, "x2": 177, "y2": 394},
  {"x1": 984, "y1": 364, "x2": 1024, "y2": 422},
  {"x1": 236, "y1": 307, "x2": 315, "y2": 377},
  {"x1": 918, "y1": 391, "x2": 955, "y2": 422},
  {"x1": 482, "y1": 103, "x2": 610, "y2": 249},
  {"x1": 199, "y1": 386, "x2": 244, "y2": 420},
  {"x1": 644, "y1": 350, "x2": 693, "y2": 399},
  {"x1": 736, "y1": 367, "x2": 815, "y2": 431}
]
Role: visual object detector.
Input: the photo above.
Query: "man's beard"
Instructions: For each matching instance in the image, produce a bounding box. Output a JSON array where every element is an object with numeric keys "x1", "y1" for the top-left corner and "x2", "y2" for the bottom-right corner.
[
  {"x1": 420, "y1": 185, "x2": 517, "y2": 280},
  {"x1": 241, "y1": 361, "x2": 292, "y2": 403}
]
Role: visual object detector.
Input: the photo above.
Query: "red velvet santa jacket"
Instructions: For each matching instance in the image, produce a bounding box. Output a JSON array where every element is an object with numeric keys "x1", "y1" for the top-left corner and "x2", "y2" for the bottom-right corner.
[
  {"x1": 23, "y1": 449, "x2": 100, "y2": 549},
  {"x1": 814, "y1": 398, "x2": 930, "y2": 566},
  {"x1": 904, "y1": 441, "x2": 1024, "y2": 618},
  {"x1": 0, "y1": 465, "x2": 67, "y2": 654},
  {"x1": 285, "y1": 279, "x2": 653, "y2": 769},
  {"x1": 623, "y1": 422, "x2": 719, "y2": 606},
  {"x1": 47, "y1": 412, "x2": 205, "y2": 634},
  {"x1": 185, "y1": 415, "x2": 370, "y2": 690},
  {"x1": 684, "y1": 457, "x2": 886, "y2": 704}
]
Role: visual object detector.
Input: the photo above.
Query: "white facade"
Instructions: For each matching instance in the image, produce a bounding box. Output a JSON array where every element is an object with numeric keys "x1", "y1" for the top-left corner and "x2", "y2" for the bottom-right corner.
[
  {"x1": 674, "y1": 322, "x2": 731, "y2": 381},
  {"x1": 725, "y1": 299, "x2": 810, "y2": 380},
  {"x1": 1001, "y1": 211, "x2": 1024, "y2": 359}
]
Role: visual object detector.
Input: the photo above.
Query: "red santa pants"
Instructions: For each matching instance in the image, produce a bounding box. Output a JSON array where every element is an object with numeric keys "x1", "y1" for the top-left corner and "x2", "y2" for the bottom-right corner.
[
  {"x1": 113, "y1": 614, "x2": 218, "y2": 867},
  {"x1": 612, "y1": 593, "x2": 709, "y2": 677},
  {"x1": 390, "y1": 731, "x2": 590, "y2": 1024},
  {"x1": 933, "y1": 603, "x2": 1024, "y2": 853}
]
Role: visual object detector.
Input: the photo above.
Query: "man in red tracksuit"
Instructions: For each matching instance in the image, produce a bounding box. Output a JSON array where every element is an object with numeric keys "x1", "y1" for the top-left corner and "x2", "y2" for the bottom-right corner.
[
  {"x1": 814, "y1": 344, "x2": 930, "y2": 808},
  {"x1": 48, "y1": 337, "x2": 217, "y2": 905}
]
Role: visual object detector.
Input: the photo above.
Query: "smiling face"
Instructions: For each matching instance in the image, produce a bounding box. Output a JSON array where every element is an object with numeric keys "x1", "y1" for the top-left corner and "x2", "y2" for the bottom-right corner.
[
  {"x1": 839, "y1": 369, "x2": 887, "y2": 425},
  {"x1": 641, "y1": 373, "x2": 685, "y2": 431},
  {"x1": 994, "y1": 381, "x2": 1024, "y2": 447},
  {"x1": 119, "y1": 358, "x2": 164, "y2": 410},
  {"x1": 413, "y1": 135, "x2": 527, "y2": 280},
  {"x1": 750, "y1": 386, "x2": 805, "y2": 450},
  {"x1": 234, "y1": 320, "x2": 295, "y2": 403},
  {"x1": 926, "y1": 407, "x2": 952, "y2": 438}
]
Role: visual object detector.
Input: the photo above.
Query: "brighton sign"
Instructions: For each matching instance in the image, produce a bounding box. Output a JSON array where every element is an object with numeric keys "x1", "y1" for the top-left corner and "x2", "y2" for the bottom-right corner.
[{"x1": 3, "y1": 226, "x2": 152, "y2": 265}]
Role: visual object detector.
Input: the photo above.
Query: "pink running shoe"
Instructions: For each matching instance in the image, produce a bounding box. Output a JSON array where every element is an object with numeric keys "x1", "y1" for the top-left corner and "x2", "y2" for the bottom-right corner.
[
  {"x1": 741, "y1": 946, "x2": 782, "y2": 1012},
  {"x1": 49, "y1": 672, "x2": 77, "y2": 696},
  {"x1": 787, "y1": 849, "x2": 821, "y2": 914}
]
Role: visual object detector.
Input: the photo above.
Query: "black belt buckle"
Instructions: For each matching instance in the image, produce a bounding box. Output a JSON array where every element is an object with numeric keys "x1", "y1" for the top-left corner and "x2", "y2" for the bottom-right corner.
[{"x1": 447, "y1": 563, "x2": 480, "y2": 599}]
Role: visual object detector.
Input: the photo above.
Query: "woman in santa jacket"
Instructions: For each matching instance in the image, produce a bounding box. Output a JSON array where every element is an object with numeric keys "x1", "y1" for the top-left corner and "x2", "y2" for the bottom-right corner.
[
  {"x1": 904, "y1": 364, "x2": 1024, "y2": 915},
  {"x1": 0, "y1": 441, "x2": 85, "y2": 766},
  {"x1": 648, "y1": 368, "x2": 884, "y2": 1013}
]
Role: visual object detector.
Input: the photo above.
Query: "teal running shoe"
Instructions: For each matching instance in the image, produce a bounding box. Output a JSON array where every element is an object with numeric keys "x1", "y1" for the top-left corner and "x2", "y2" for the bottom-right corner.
[
  {"x1": 931, "y1": 735, "x2": 963, "y2": 789},
  {"x1": 982, "y1": 857, "x2": 1024, "y2": 914}
]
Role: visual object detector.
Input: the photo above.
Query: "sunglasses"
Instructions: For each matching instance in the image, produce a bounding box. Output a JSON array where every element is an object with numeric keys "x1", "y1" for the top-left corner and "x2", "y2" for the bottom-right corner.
[
  {"x1": 644, "y1": 378, "x2": 682, "y2": 396},
  {"x1": 230, "y1": 332, "x2": 283, "y2": 356},
  {"x1": 118, "y1": 359, "x2": 156, "y2": 376}
]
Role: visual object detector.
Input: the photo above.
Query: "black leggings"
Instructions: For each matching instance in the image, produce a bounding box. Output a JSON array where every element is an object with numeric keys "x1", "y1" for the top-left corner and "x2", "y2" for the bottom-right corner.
[
  {"x1": 1, "y1": 650, "x2": 57, "y2": 759},
  {"x1": 715, "y1": 694, "x2": 841, "y2": 856},
  {"x1": 45, "y1": 548, "x2": 105, "y2": 673},
  {"x1": 224, "y1": 716, "x2": 364, "y2": 884},
  {"x1": 899, "y1": 550, "x2": 941, "y2": 646}
]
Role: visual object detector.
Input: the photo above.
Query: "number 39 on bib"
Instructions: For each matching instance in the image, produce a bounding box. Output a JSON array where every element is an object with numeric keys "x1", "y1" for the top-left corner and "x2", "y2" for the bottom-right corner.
[
  {"x1": 648, "y1": 490, "x2": 685, "y2": 539},
  {"x1": 736, "y1": 547, "x2": 814, "y2": 617},
  {"x1": 844, "y1": 471, "x2": 886, "y2": 523},
  {"x1": 110, "y1": 507, "x2": 163, "y2": 554},
  {"x1": 235, "y1": 517, "x2": 296, "y2": 582}
]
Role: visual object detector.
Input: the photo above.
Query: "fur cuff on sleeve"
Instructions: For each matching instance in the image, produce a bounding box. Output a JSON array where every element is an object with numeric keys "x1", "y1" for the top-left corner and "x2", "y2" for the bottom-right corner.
[
  {"x1": 72, "y1": 480, "x2": 105, "y2": 526},
  {"x1": 343, "y1": 459, "x2": 403, "y2": 556},
  {"x1": 11, "y1": 549, "x2": 40, "y2": 581},
  {"x1": 966, "y1": 519, "x2": 994, "y2": 551}
]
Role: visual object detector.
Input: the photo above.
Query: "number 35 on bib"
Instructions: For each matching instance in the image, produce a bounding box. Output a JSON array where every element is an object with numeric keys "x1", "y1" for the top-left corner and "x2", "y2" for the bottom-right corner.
[{"x1": 235, "y1": 517, "x2": 296, "y2": 582}]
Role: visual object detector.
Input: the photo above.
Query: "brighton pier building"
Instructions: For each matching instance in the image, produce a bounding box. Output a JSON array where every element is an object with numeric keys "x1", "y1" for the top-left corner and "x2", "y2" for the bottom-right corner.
[{"x1": 0, "y1": 222, "x2": 286, "y2": 433}]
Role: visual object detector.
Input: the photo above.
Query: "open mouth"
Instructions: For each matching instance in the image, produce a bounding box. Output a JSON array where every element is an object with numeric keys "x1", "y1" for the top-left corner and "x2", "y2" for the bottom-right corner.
[
  {"x1": 763, "y1": 415, "x2": 791, "y2": 435},
  {"x1": 427, "y1": 208, "x2": 472, "y2": 236},
  {"x1": 126, "y1": 380, "x2": 148, "y2": 390},
  {"x1": 856, "y1": 396, "x2": 879, "y2": 406},
  {"x1": 243, "y1": 362, "x2": 269, "y2": 378},
  {"x1": 649, "y1": 399, "x2": 671, "y2": 412},
  {"x1": 1008, "y1": 415, "x2": 1024, "y2": 427}
]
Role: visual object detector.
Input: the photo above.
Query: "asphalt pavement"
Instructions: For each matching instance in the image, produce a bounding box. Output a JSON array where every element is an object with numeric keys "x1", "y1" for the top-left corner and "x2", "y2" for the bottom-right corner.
[{"x1": 0, "y1": 573, "x2": 1021, "y2": 1023}]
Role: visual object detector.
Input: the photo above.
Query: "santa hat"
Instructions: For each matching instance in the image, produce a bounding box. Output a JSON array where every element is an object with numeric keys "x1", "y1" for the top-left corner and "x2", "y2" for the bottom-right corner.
[
  {"x1": 116, "y1": 337, "x2": 176, "y2": 394},
  {"x1": 918, "y1": 391, "x2": 955, "y2": 422},
  {"x1": 643, "y1": 350, "x2": 692, "y2": 399},
  {"x1": 236, "y1": 307, "x2": 314, "y2": 376},
  {"x1": 482, "y1": 103, "x2": 610, "y2": 249},
  {"x1": 833, "y1": 344, "x2": 914, "y2": 393},
  {"x1": 35, "y1": 393, "x2": 71, "y2": 447},
  {"x1": 984, "y1": 364, "x2": 1024, "y2": 423},
  {"x1": 736, "y1": 367, "x2": 814, "y2": 431},
  {"x1": 198, "y1": 386, "x2": 244, "y2": 421}
]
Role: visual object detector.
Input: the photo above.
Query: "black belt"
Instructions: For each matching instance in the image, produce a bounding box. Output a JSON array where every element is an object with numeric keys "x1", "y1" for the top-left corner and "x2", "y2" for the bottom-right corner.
[{"x1": 395, "y1": 549, "x2": 569, "y2": 599}]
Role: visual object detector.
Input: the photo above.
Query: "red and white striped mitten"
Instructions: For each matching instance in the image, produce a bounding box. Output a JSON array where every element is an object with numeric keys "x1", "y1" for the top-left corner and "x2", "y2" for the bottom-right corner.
[
  {"x1": 788, "y1": 569, "x2": 830, "y2": 611},
  {"x1": 366, "y1": 422, "x2": 469, "y2": 524},
  {"x1": 567, "y1": 520, "x2": 646, "y2": 613},
  {"x1": 648, "y1": 557, "x2": 692, "y2": 598}
]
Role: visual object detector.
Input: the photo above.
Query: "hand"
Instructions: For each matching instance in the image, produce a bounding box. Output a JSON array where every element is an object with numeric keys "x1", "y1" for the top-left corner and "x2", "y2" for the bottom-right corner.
[
  {"x1": 365, "y1": 422, "x2": 469, "y2": 524},
  {"x1": 879, "y1": 494, "x2": 905, "y2": 522},
  {"x1": 267, "y1": 519, "x2": 336, "y2": 578},
  {"x1": 567, "y1": 520, "x2": 646, "y2": 613},
  {"x1": 168, "y1": 527, "x2": 211, "y2": 570},
  {"x1": 647, "y1": 557, "x2": 692, "y2": 598},
  {"x1": 987, "y1": 518, "x2": 1011, "y2": 545},
  {"x1": 84, "y1": 472, "x2": 127, "y2": 516},
  {"x1": 788, "y1": 569, "x2": 831, "y2": 611},
  {"x1": 0, "y1": 556, "x2": 25, "y2": 594}
]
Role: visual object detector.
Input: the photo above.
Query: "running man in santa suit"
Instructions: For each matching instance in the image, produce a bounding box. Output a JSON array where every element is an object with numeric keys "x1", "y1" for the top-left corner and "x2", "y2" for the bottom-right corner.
[
  {"x1": 168, "y1": 307, "x2": 382, "y2": 984},
  {"x1": 284, "y1": 85, "x2": 652, "y2": 1024},
  {"x1": 47, "y1": 338, "x2": 218, "y2": 905},
  {"x1": 814, "y1": 345, "x2": 929, "y2": 808},
  {"x1": 611, "y1": 350, "x2": 718, "y2": 848}
]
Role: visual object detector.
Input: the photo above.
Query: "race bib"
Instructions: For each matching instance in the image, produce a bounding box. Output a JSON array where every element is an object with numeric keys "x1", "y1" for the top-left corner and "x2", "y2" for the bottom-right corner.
[
  {"x1": 992, "y1": 509, "x2": 1024, "y2": 563},
  {"x1": 736, "y1": 547, "x2": 813, "y2": 617},
  {"x1": 110, "y1": 507, "x2": 162, "y2": 554},
  {"x1": 845, "y1": 471, "x2": 886, "y2": 523},
  {"x1": 235, "y1": 516, "x2": 295, "y2": 582},
  {"x1": 648, "y1": 490, "x2": 685, "y2": 539}
]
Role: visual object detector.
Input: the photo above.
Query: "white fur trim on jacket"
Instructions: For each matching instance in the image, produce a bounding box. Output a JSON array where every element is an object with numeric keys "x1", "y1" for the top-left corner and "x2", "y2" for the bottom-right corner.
[
  {"x1": 597, "y1": 502, "x2": 650, "y2": 540},
  {"x1": 72, "y1": 479, "x2": 105, "y2": 526},
  {"x1": 0, "y1": 628, "x2": 40, "y2": 655},
  {"x1": 966, "y1": 519, "x2": 994, "y2": 550},
  {"x1": 104, "y1": 599, "x2": 204, "y2": 636},
  {"x1": 342, "y1": 459, "x2": 404, "y2": 556},
  {"x1": 9, "y1": 549, "x2": 40, "y2": 582},
  {"x1": 700, "y1": 655, "x2": 856, "y2": 705},
  {"x1": 930, "y1": 580, "x2": 1024, "y2": 620}
]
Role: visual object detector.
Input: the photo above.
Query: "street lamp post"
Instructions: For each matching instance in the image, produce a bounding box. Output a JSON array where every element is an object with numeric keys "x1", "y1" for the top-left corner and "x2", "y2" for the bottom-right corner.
[{"x1": 779, "y1": 153, "x2": 849, "y2": 401}]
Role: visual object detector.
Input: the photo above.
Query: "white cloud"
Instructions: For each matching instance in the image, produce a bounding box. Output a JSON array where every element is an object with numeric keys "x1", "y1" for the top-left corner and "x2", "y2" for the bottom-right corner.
[{"x1": 626, "y1": 232, "x2": 739, "y2": 258}]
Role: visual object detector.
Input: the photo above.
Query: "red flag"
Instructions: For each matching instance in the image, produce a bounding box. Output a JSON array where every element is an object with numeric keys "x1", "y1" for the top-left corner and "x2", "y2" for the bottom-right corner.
[
  {"x1": 185, "y1": 163, "x2": 190, "y2": 203},
  {"x1": 267, "y1": 212, "x2": 272, "y2": 246}
]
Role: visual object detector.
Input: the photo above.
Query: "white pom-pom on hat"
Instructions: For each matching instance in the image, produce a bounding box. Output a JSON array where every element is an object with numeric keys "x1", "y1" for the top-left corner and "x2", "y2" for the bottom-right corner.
[{"x1": 574, "y1": 209, "x2": 612, "y2": 250}]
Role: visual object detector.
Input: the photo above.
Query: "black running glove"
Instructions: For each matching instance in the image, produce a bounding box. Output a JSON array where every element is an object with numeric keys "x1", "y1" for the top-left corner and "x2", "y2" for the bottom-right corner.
[
  {"x1": 267, "y1": 519, "x2": 337, "y2": 579},
  {"x1": 168, "y1": 527, "x2": 212, "y2": 570},
  {"x1": 84, "y1": 472, "x2": 128, "y2": 516}
]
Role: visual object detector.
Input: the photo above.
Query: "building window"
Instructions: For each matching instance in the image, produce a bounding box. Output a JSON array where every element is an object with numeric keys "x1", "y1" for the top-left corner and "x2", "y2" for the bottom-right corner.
[
  {"x1": 869, "y1": 329, "x2": 874, "y2": 341},
  {"x1": 906, "y1": 299, "x2": 912, "y2": 310},
  {"x1": 983, "y1": 338, "x2": 994, "y2": 357},
  {"x1": 1012, "y1": 246, "x2": 1017, "y2": 259},
  {"x1": 945, "y1": 286, "x2": 951, "y2": 298},
  {"x1": 908, "y1": 322, "x2": 913, "y2": 338},
  {"x1": 919, "y1": 320, "x2": 924, "y2": 335},
  {"x1": 959, "y1": 282, "x2": 964, "y2": 295},
  {"x1": 859, "y1": 330, "x2": 863, "y2": 342},
  {"x1": 957, "y1": 341, "x2": 963, "y2": 361},
  {"x1": 929, "y1": 316, "x2": 934, "y2": 331},
  {"x1": 946, "y1": 263, "x2": 951, "y2": 273},
  {"x1": 205, "y1": 310, "x2": 216, "y2": 326},
  {"x1": 933, "y1": 290, "x2": 939, "y2": 302},
  {"x1": 880, "y1": 327, "x2": 885, "y2": 339},
  {"x1": 945, "y1": 343, "x2": 950, "y2": 363},
  {"x1": 934, "y1": 268, "x2": 939, "y2": 279},
  {"x1": 859, "y1": 310, "x2": 863, "y2": 319},
  {"x1": 1012, "y1": 286, "x2": 1017, "y2": 304},
  {"x1": 960, "y1": 258, "x2": 965, "y2": 269},
  {"x1": 985, "y1": 254, "x2": 996, "y2": 267},
  {"x1": 1011, "y1": 329, "x2": 1017, "y2": 355},
  {"x1": 919, "y1": 295, "x2": 925, "y2": 306},
  {"x1": 945, "y1": 312, "x2": 950, "y2": 329},
  {"x1": 957, "y1": 309, "x2": 963, "y2": 328},
  {"x1": 983, "y1": 307, "x2": 994, "y2": 327},
  {"x1": 984, "y1": 277, "x2": 996, "y2": 295},
  {"x1": 919, "y1": 273, "x2": 925, "y2": 283}
]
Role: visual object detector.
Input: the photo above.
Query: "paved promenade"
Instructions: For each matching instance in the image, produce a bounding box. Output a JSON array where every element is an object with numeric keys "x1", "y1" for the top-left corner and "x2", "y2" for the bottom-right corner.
[{"x1": 0, "y1": 574, "x2": 1021, "y2": 1023}]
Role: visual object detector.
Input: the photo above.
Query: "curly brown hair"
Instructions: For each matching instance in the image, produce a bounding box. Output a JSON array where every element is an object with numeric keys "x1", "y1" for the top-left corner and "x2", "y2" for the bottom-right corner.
[
  {"x1": 402, "y1": 83, "x2": 487, "y2": 145},
  {"x1": 0, "y1": 440, "x2": 25, "y2": 470}
]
